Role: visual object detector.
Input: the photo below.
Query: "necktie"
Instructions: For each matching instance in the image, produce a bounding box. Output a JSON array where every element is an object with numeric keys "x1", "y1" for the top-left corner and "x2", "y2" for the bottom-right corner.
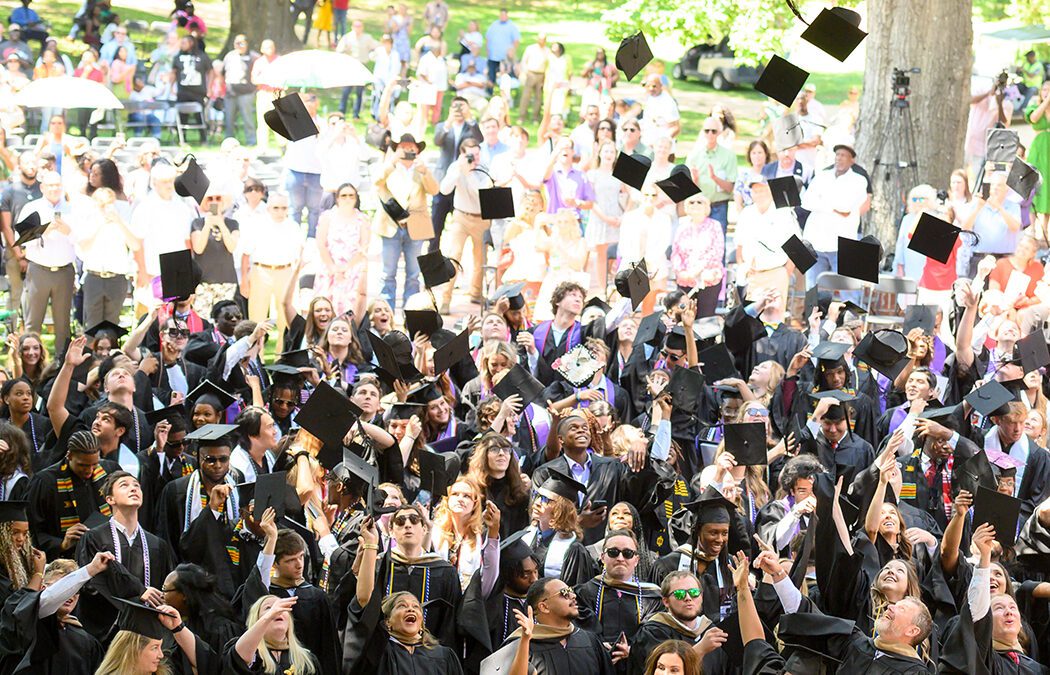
[{"x1": 925, "y1": 462, "x2": 938, "y2": 489}]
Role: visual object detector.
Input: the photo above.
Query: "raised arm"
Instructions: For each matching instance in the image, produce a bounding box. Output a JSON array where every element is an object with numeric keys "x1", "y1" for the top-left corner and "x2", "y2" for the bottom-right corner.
[
  {"x1": 235, "y1": 596, "x2": 298, "y2": 666},
  {"x1": 864, "y1": 432, "x2": 902, "y2": 543},
  {"x1": 955, "y1": 281, "x2": 980, "y2": 370},
  {"x1": 354, "y1": 517, "x2": 380, "y2": 608},
  {"x1": 47, "y1": 335, "x2": 91, "y2": 434},
  {"x1": 940, "y1": 490, "x2": 973, "y2": 576},
  {"x1": 122, "y1": 306, "x2": 158, "y2": 359}
]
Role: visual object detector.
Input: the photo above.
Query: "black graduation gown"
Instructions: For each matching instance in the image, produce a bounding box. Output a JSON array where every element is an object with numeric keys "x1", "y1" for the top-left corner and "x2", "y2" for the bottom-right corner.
[
  {"x1": 0, "y1": 588, "x2": 103, "y2": 675},
  {"x1": 625, "y1": 616, "x2": 727, "y2": 675},
  {"x1": 221, "y1": 637, "x2": 321, "y2": 674},
  {"x1": 25, "y1": 457, "x2": 121, "y2": 560},
  {"x1": 77, "y1": 401, "x2": 154, "y2": 455},
  {"x1": 813, "y1": 431, "x2": 876, "y2": 483},
  {"x1": 380, "y1": 552, "x2": 463, "y2": 648},
  {"x1": 184, "y1": 328, "x2": 233, "y2": 367},
  {"x1": 541, "y1": 379, "x2": 632, "y2": 423},
  {"x1": 484, "y1": 474, "x2": 531, "y2": 540},
  {"x1": 531, "y1": 319, "x2": 601, "y2": 387},
  {"x1": 136, "y1": 450, "x2": 197, "y2": 533},
  {"x1": 505, "y1": 627, "x2": 615, "y2": 675},
  {"x1": 73, "y1": 522, "x2": 176, "y2": 640},
  {"x1": 651, "y1": 550, "x2": 733, "y2": 622},
  {"x1": 14, "y1": 412, "x2": 51, "y2": 472},
  {"x1": 755, "y1": 323, "x2": 808, "y2": 371},
  {"x1": 488, "y1": 590, "x2": 529, "y2": 650},
  {"x1": 533, "y1": 531, "x2": 597, "y2": 588},
  {"x1": 240, "y1": 563, "x2": 341, "y2": 675},
  {"x1": 573, "y1": 576, "x2": 663, "y2": 644}
]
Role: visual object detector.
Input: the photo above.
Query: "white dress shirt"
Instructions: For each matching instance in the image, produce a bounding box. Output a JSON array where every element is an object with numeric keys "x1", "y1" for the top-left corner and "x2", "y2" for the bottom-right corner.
[
  {"x1": 130, "y1": 193, "x2": 195, "y2": 276},
  {"x1": 16, "y1": 197, "x2": 77, "y2": 267},
  {"x1": 800, "y1": 167, "x2": 868, "y2": 252}
]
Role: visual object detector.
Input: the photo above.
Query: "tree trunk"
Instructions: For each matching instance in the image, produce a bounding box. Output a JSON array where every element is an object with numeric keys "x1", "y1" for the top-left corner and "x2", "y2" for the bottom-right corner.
[
  {"x1": 224, "y1": 0, "x2": 302, "y2": 56},
  {"x1": 854, "y1": 0, "x2": 973, "y2": 251}
]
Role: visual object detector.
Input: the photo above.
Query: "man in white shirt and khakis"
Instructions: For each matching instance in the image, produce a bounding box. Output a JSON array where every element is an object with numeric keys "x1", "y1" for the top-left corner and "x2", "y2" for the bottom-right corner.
[
  {"x1": 734, "y1": 178, "x2": 802, "y2": 314},
  {"x1": 518, "y1": 33, "x2": 549, "y2": 122}
]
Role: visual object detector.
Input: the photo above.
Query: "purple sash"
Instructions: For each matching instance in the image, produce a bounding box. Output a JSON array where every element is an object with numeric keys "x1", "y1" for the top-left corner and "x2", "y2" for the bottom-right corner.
[
  {"x1": 576, "y1": 376, "x2": 615, "y2": 409},
  {"x1": 525, "y1": 404, "x2": 551, "y2": 448},
  {"x1": 931, "y1": 337, "x2": 947, "y2": 373},
  {"x1": 888, "y1": 406, "x2": 909, "y2": 436},
  {"x1": 533, "y1": 320, "x2": 582, "y2": 356}
]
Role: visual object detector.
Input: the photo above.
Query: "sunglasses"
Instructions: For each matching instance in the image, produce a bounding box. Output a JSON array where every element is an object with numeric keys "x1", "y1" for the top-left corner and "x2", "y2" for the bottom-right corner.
[
  {"x1": 165, "y1": 439, "x2": 187, "y2": 448},
  {"x1": 272, "y1": 398, "x2": 296, "y2": 407},
  {"x1": 703, "y1": 129, "x2": 720, "y2": 134},
  {"x1": 537, "y1": 494, "x2": 551, "y2": 505},
  {"x1": 669, "y1": 587, "x2": 701, "y2": 600},
  {"x1": 745, "y1": 408, "x2": 770, "y2": 418},
  {"x1": 623, "y1": 127, "x2": 639, "y2": 132},
  {"x1": 604, "y1": 547, "x2": 637, "y2": 559},
  {"x1": 661, "y1": 350, "x2": 684, "y2": 362},
  {"x1": 244, "y1": 185, "x2": 264, "y2": 193},
  {"x1": 221, "y1": 312, "x2": 243, "y2": 321},
  {"x1": 202, "y1": 455, "x2": 230, "y2": 465},
  {"x1": 167, "y1": 328, "x2": 191, "y2": 340},
  {"x1": 543, "y1": 587, "x2": 575, "y2": 601},
  {"x1": 394, "y1": 513, "x2": 422, "y2": 526}
]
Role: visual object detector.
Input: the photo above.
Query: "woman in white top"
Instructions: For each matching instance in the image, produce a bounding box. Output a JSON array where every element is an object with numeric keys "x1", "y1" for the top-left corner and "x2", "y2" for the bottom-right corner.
[
  {"x1": 586, "y1": 140, "x2": 628, "y2": 289},
  {"x1": 430, "y1": 478, "x2": 500, "y2": 591},
  {"x1": 618, "y1": 185, "x2": 673, "y2": 313}
]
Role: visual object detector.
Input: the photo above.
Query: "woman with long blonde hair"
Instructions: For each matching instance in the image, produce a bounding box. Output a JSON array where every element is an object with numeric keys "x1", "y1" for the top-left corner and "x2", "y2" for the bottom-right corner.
[
  {"x1": 528, "y1": 471, "x2": 596, "y2": 587},
  {"x1": 229, "y1": 595, "x2": 318, "y2": 674},
  {"x1": 0, "y1": 502, "x2": 40, "y2": 601},
  {"x1": 431, "y1": 478, "x2": 501, "y2": 591},
  {"x1": 96, "y1": 629, "x2": 171, "y2": 675}
]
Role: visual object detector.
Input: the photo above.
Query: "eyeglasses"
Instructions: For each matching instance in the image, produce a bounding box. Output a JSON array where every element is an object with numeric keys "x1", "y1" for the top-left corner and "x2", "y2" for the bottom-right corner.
[
  {"x1": 166, "y1": 328, "x2": 191, "y2": 340},
  {"x1": 244, "y1": 185, "x2": 264, "y2": 193},
  {"x1": 393, "y1": 513, "x2": 422, "y2": 526},
  {"x1": 542, "y1": 587, "x2": 575, "y2": 601},
  {"x1": 487, "y1": 446, "x2": 512, "y2": 455},
  {"x1": 669, "y1": 587, "x2": 702, "y2": 600},
  {"x1": 703, "y1": 129, "x2": 720, "y2": 134},
  {"x1": 160, "y1": 586, "x2": 176, "y2": 593},
  {"x1": 202, "y1": 455, "x2": 230, "y2": 465},
  {"x1": 604, "y1": 547, "x2": 637, "y2": 559},
  {"x1": 338, "y1": 192, "x2": 357, "y2": 199},
  {"x1": 272, "y1": 398, "x2": 296, "y2": 407},
  {"x1": 165, "y1": 439, "x2": 187, "y2": 448}
]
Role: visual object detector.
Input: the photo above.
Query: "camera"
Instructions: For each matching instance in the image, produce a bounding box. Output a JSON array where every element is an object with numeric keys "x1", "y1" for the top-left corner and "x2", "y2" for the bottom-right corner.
[
  {"x1": 467, "y1": 155, "x2": 475, "y2": 164},
  {"x1": 404, "y1": 150, "x2": 417, "y2": 160},
  {"x1": 892, "y1": 67, "x2": 921, "y2": 99},
  {"x1": 936, "y1": 189, "x2": 948, "y2": 203}
]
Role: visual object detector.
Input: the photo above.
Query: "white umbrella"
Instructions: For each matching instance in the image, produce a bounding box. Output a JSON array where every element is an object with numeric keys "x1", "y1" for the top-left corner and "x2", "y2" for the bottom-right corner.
[
  {"x1": 15, "y1": 76, "x2": 125, "y2": 110},
  {"x1": 256, "y1": 50, "x2": 373, "y2": 89}
]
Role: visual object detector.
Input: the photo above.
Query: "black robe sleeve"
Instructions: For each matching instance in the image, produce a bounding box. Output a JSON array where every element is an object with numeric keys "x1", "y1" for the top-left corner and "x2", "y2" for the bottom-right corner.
[
  {"x1": 180, "y1": 508, "x2": 240, "y2": 599},
  {"x1": 26, "y1": 468, "x2": 66, "y2": 560}
]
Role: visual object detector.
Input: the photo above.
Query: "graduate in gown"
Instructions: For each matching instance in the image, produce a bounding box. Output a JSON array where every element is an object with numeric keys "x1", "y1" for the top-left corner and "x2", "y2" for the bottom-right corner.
[
  {"x1": 74, "y1": 470, "x2": 177, "y2": 640},
  {"x1": 527, "y1": 470, "x2": 597, "y2": 587},
  {"x1": 0, "y1": 501, "x2": 42, "y2": 612},
  {"x1": 0, "y1": 553, "x2": 108, "y2": 675},
  {"x1": 487, "y1": 531, "x2": 539, "y2": 650},
  {"x1": 136, "y1": 409, "x2": 197, "y2": 532},
  {"x1": 343, "y1": 515, "x2": 465, "y2": 675}
]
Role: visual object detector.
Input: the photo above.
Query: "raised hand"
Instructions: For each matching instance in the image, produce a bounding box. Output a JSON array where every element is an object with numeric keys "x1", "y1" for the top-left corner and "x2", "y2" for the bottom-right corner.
[
  {"x1": 86, "y1": 551, "x2": 115, "y2": 577},
  {"x1": 512, "y1": 606, "x2": 534, "y2": 641},
  {"x1": 728, "y1": 550, "x2": 750, "y2": 591},
  {"x1": 259, "y1": 506, "x2": 278, "y2": 541}
]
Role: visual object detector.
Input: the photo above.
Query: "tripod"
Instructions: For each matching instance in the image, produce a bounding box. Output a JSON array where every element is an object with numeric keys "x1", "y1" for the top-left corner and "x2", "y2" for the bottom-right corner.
[{"x1": 871, "y1": 95, "x2": 919, "y2": 224}]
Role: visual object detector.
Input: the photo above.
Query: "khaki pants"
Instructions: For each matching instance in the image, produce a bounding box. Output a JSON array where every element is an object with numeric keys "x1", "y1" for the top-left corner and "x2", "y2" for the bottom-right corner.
[
  {"x1": 519, "y1": 71, "x2": 545, "y2": 121},
  {"x1": 747, "y1": 266, "x2": 791, "y2": 313},
  {"x1": 4, "y1": 251, "x2": 23, "y2": 313},
  {"x1": 247, "y1": 264, "x2": 295, "y2": 352},
  {"x1": 440, "y1": 210, "x2": 489, "y2": 305}
]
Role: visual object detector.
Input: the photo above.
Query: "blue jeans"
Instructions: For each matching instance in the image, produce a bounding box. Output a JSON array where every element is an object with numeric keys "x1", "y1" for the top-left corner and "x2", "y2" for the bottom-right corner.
[
  {"x1": 127, "y1": 112, "x2": 161, "y2": 138},
  {"x1": 333, "y1": 9, "x2": 348, "y2": 39},
  {"x1": 709, "y1": 200, "x2": 729, "y2": 238},
  {"x1": 285, "y1": 170, "x2": 323, "y2": 238},
  {"x1": 340, "y1": 85, "x2": 365, "y2": 118},
  {"x1": 381, "y1": 228, "x2": 423, "y2": 309},
  {"x1": 806, "y1": 250, "x2": 863, "y2": 304}
]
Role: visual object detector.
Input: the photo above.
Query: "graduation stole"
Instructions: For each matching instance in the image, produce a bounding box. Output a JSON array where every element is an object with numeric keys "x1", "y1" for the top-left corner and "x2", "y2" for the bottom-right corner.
[
  {"x1": 647, "y1": 611, "x2": 712, "y2": 641},
  {"x1": 57, "y1": 463, "x2": 111, "y2": 533},
  {"x1": 508, "y1": 623, "x2": 575, "y2": 640},
  {"x1": 110, "y1": 519, "x2": 150, "y2": 588},
  {"x1": 319, "y1": 509, "x2": 358, "y2": 592},
  {"x1": 872, "y1": 636, "x2": 921, "y2": 661},
  {"x1": 386, "y1": 550, "x2": 445, "y2": 621},
  {"x1": 184, "y1": 471, "x2": 242, "y2": 566},
  {"x1": 594, "y1": 574, "x2": 658, "y2": 624},
  {"x1": 533, "y1": 320, "x2": 581, "y2": 356}
]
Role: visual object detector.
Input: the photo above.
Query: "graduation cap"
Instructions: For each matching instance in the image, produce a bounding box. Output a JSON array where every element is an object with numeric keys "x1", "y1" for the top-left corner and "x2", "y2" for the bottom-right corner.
[
  {"x1": 965, "y1": 379, "x2": 1015, "y2": 418},
  {"x1": 1007, "y1": 157, "x2": 1041, "y2": 199},
  {"x1": 722, "y1": 306, "x2": 766, "y2": 355},
  {"x1": 113, "y1": 598, "x2": 176, "y2": 641},
  {"x1": 614, "y1": 260, "x2": 650, "y2": 311},
  {"x1": 772, "y1": 113, "x2": 805, "y2": 151},
  {"x1": 777, "y1": 611, "x2": 853, "y2": 669},
  {"x1": 683, "y1": 486, "x2": 736, "y2": 526},
  {"x1": 0, "y1": 501, "x2": 28, "y2": 523},
  {"x1": 663, "y1": 325, "x2": 700, "y2": 353},
  {"x1": 83, "y1": 509, "x2": 110, "y2": 529},
  {"x1": 370, "y1": 332, "x2": 411, "y2": 384},
  {"x1": 907, "y1": 212, "x2": 960, "y2": 264},
  {"x1": 711, "y1": 612, "x2": 751, "y2": 664},
  {"x1": 145, "y1": 404, "x2": 186, "y2": 426},
  {"x1": 493, "y1": 364, "x2": 546, "y2": 407},
  {"x1": 406, "y1": 381, "x2": 444, "y2": 405},
  {"x1": 174, "y1": 155, "x2": 209, "y2": 205},
  {"x1": 768, "y1": 175, "x2": 803, "y2": 209},
  {"x1": 490, "y1": 282, "x2": 527, "y2": 310},
  {"x1": 781, "y1": 234, "x2": 816, "y2": 273},
  {"x1": 841, "y1": 300, "x2": 868, "y2": 316},
  {"x1": 416, "y1": 250, "x2": 457, "y2": 289},
  {"x1": 417, "y1": 450, "x2": 450, "y2": 500},
  {"x1": 800, "y1": 7, "x2": 867, "y2": 62},
  {"x1": 724, "y1": 422, "x2": 767, "y2": 465},
  {"x1": 611, "y1": 151, "x2": 651, "y2": 191},
  {"x1": 386, "y1": 401, "x2": 424, "y2": 421},
  {"x1": 985, "y1": 128, "x2": 1020, "y2": 164},
  {"x1": 666, "y1": 366, "x2": 704, "y2": 415},
  {"x1": 809, "y1": 389, "x2": 856, "y2": 421},
  {"x1": 240, "y1": 470, "x2": 289, "y2": 520},
  {"x1": 278, "y1": 349, "x2": 312, "y2": 369},
  {"x1": 634, "y1": 311, "x2": 666, "y2": 347},
  {"x1": 479, "y1": 187, "x2": 515, "y2": 220},
  {"x1": 973, "y1": 486, "x2": 1022, "y2": 547},
  {"x1": 71, "y1": 346, "x2": 96, "y2": 385},
  {"x1": 404, "y1": 309, "x2": 443, "y2": 339},
  {"x1": 955, "y1": 450, "x2": 998, "y2": 498},
  {"x1": 756, "y1": 56, "x2": 810, "y2": 107},
  {"x1": 836, "y1": 235, "x2": 881, "y2": 284},
  {"x1": 186, "y1": 423, "x2": 240, "y2": 447},
  {"x1": 693, "y1": 316, "x2": 724, "y2": 341},
  {"x1": 263, "y1": 92, "x2": 319, "y2": 142},
  {"x1": 584, "y1": 296, "x2": 612, "y2": 314},
  {"x1": 698, "y1": 343, "x2": 738, "y2": 381},
  {"x1": 433, "y1": 329, "x2": 470, "y2": 375},
  {"x1": 655, "y1": 166, "x2": 701, "y2": 203},
  {"x1": 614, "y1": 31, "x2": 653, "y2": 82},
  {"x1": 295, "y1": 382, "x2": 361, "y2": 466},
  {"x1": 13, "y1": 210, "x2": 48, "y2": 247},
  {"x1": 84, "y1": 320, "x2": 129, "y2": 341},
  {"x1": 263, "y1": 363, "x2": 305, "y2": 387},
  {"x1": 812, "y1": 341, "x2": 850, "y2": 365},
  {"x1": 903, "y1": 305, "x2": 937, "y2": 335},
  {"x1": 919, "y1": 402, "x2": 963, "y2": 422},
  {"x1": 538, "y1": 469, "x2": 587, "y2": 506},
  {"x1": 499, "y1": 528, "x2": 533, "y2": 555},
  {"x1": 187, "y1": 379, "x2": 237, "y2": 411},
  {"x1": 380, "y1": 197, "x2": 410, "y2": 224},
  {"x1": 852, "y1": 330, "x2": 909, "y2": 380},
  {"x1": 159, "y1": 249, "x2": 201, "y2": 301},
  {"x1": 1018, "y1": 330, "x2": 1050, "y2": 374}
]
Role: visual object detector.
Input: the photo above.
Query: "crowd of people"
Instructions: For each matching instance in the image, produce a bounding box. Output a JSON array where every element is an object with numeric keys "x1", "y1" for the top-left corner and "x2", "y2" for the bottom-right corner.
[{"x1": 3, "y1": 1, "x2": 1050, "y2": 674}]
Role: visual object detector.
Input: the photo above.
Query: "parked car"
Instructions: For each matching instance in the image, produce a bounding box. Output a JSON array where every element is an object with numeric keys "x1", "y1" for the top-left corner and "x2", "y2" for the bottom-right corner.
[{"x1": 671, "y1": 39, "x2": 760, "y2": 90}]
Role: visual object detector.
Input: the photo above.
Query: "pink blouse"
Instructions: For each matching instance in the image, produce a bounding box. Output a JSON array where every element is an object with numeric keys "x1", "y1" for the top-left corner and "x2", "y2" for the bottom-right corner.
[{"x1": 670, "y1": 216, "x2": 725, "y2": 287}]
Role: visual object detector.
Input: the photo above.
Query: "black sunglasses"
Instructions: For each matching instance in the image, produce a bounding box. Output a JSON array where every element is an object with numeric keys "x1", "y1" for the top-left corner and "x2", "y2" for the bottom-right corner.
[
  {"x1": 166, "y1": 328, "x2": 191, "y2": 339},
  {"x1": 393, "y1": 513, "x2": 422, "y2": 526},
  {"x1": 202, "y1": 455, "x2": 230, "y2": 465},
  {"x1": 604, "y1": 547, "x2": 637, "y2": 559}
]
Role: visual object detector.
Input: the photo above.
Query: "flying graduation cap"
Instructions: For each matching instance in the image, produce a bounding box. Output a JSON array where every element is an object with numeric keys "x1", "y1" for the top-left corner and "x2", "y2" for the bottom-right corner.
[
  {"x1": 479, "y1": 187, "x2": 515, "y2": 220},
  {"x1": 781, "y1": 234, "x2": 816, "y2": 273},
  {"x1": 614, "y1": 32, "x2": 653, "y2": 82},
  {"x1": 907, "y1": 212, "x2": 960, "y2": 264},
  {"x1": 159, "y1": 249, "x2": 202, "y2": 301},
  {"x1": 493, "y1": 364, "x2": 545, "y2": 407},
  {"x1": 433, "y1": 329, "x2": 471, "y2": 375},
  {"x1": 768, "y1": 175, "x2": 804, "y2": 209},
  {"x1": 836, "y1": 235, "x2": 882, "y2": 284},
  {"x1": 264, "y1": 92, "x2": 320, "y2": 142},
  {"x1": 612, "y1": 151, "x2": 651, "y2": 191},
  {"x1": 173, "y1": 155, "x2": 209, "y2": 205},
  {"x1": 417, "y1": 250, "x2": 458, "y2": 289},
  {"x1": 1007, "y1": 157, "x2": 1041, "y2": 200},
  {"x1": 799, "y1": 7, "x2": 866, "y2": 62},
  {"x1": 655, "y1": 166, "x2": 701, "y2": 203},
  {"x1": 295, "y1": 382, "x2": 362, "y2": 468},
  {"x1": 755, "y1": 55, "x2": 810, "y2": 107},
  {"x1": 614, "y1": 260, "x2": 650, "y2": 310},
  {"x1": 13, "y1": 210, "x2": 48, "y2": 247}
]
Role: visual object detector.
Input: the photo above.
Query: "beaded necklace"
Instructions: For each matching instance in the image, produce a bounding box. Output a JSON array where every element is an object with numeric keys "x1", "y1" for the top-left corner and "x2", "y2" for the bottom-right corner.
[{"x1": 110, "y1": 518, "x2": 151, "y2": 588}]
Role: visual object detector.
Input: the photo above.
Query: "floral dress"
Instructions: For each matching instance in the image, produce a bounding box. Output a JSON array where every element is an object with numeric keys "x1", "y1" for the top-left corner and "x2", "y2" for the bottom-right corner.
[{"x1": 315, "y1": 209, "x2": 367, "y2": 315}]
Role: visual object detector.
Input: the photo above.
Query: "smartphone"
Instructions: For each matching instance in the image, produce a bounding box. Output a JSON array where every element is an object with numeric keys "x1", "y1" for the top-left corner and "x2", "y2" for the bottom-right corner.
[
  {"x1": 404, "y1": 150, "x2": 417, "y2": 160},
  {"x1": 589, "y1": 500, "x2": 608, "y2": 511},
  {"x1": 981, "y1": 182, "x2": 990, "y2": 200},
  {"x1": 415, "y1": 489, "x2": 432, "y2": 509},
  {"x1": 208, "y1": 203, "x2": 219, "y2": 216}
]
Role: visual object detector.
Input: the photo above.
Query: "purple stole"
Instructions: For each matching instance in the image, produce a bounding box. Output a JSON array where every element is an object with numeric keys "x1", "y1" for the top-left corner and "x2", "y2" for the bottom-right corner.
[
  {"x1": 525, "y1": 404, "x2": 552, "y2": 448},
  {"x1": 533, "y1": 320, "x2": 582, "y2": 356},
  {"x1": 576, "y1": 376, "x2": 615, "y2": 409},
  {"x1": 437, "y1": 417, "x2": 459, "y2": 441},
  {"x1": 888, "y1": 405, "x2": 909, "y2": 437},
  {"x1": 931, "y1": 337, "x2": 947, "y2": 373}
]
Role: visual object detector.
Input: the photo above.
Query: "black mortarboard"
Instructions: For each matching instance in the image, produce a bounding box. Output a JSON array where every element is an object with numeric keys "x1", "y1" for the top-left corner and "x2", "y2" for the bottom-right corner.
[
  {"x1": 370, "y1": 332, "x2": 411, "y2": 385},
  {"x1": 667, "y1": 366, "x2": 704, "y2": 415},
  {"x1": 490, "y1": 281, "x2": 527, "y2": 307},
  {"x1": 264, "y1": 92, "x2": 319, "y2": 142},
  {"x1": 800, "y1": 7, "x2": 866, "y2": 62},
  {"x1": 380, "y1": 197, "x2": 410, "y2": 224},
  {"x1": 985, "y1": 128, "x2": 1019, "y2": 165},
  {"x1": 722, "y1": 306, "x2": 766, "y2": 355},
  {"x1": 278, "y1": 349, "x2": 312, "y2": 369},
  {"x1": 263, "y1": 363, "x2": 305, "y2": 389},
  {"x1": 479, "y1": 187, "x2": 515, "y2": 220},
  {"x1": 1018, "y1": 330, "x2": 1050, "y2": 374},
  {"x1": 965, "y1": 380, "x2": 1015, "y2": 418},
  {"x1": 683, "y1": 486, "x2": 736, "y2": 525},
  {"x1": 614, "y1": 32, "x2": 653, "y2": 82},
  {"x1": 907, "y1": 212, "x2": 960, "y2": 264},
  {"x1": 812, "y1": 341, "x2": 850, "y2": 364},
  {"x1": 841, "y1": 300, "x2": 868, "y2": 316},
  {"x1": 493, "y1": 364, "x2": 545, "y2": 407},
  {"x1": 634, "y1": 311, "x2": 666, "y2": 347},
  {"x1": 83, "y1": 509, "x2": 110, "y2": 529},
  {"x1": 538, "y1": 469, "x2": 587, "y2": 506},
  {"x1": 296, "y1": 382, "x2": 361, "y2": 465},
  {"x1": 159, "y1": 249, "x2": 201, "y2": 301},
  {"x1": 407, "y1": 381, "x2": 445, "y2": 405},
  {"x1": 1007, "y1": 157, "x2": 1041, "y2": 199},
  {"x1": 724, "y1": 422, "x2": 767, "y2": 465},
  {"x1": 339, "y1": 445, "x2": 379, "y2": 486},
  {"x1": 186, "y1": 423, "x2": 239, "y2": 446},
  {"x1": 244, "y1": 470, "x2": 289, "y2": 520},
  {"x1": 781, "y1": 234, "x2": 816, "y2": 273},
  {"x1": 434, "y1": 328, "x2": 471, "y2": 375},
  {"x1": 919, "y1": 402, "x2": 962, "y2": 421},
  {"x1": 499, "y1": 528, "x2": 532, "y2": 554},
  {"x1": 768, "y1": 175, "x2": 803, "y2": 209},
  {"x1": 712, "y1": 612, "x2": 749, "y2": 663},
  {"x1": 187, "y1": 379, "x2": 236, "y2": 411},
  {"x1": 404, "y1": 309, "x2": 443, "y2": 339},
  {"x1": 655, "y1": 167, "x2": 701, "y2": 203},
  {"x1": 698, "y1": 343, "x2": 738, "y2": 381},
  {"x1": 584, "y1": 296, "x2": 612, "y2": 314},
  {"x1": 145, "y1": 404, "x2": 186, "y2": 426},
  {"x1": 614, "y1": 261, "x2": 650, "y2": 311},
  {"x1": 836, "y1": 235, "x2": 881, "y2": 284},
  {"x1": 955, "y1": 450, "x2": 998, "y2": 498},
  {"x1": 417, "y1": 450, "x2": 450, "y2": 500},
  {"x1": 755, "y1": 55, "x2": 809, "y2": 107},
  {"x1": 852, "y1": 330, "x2": 909, "y2": 380},
  {"x1": 808, "y1": 389, "x2": 856, "y2": 404},
  {"x1": 903, "y1": 305, "x2": 937, "y2": 335},
  {"x1": 386, "y1": 401, "x2": 424, "y2": 421},
  {"x1": 663, "y1": 325, "x2": 700, "y2": 353},
  {"x1": 174, "y1": 156, "x2": 209, "y2": 205},
  {"x1": 71, "y1": 346, "x2": 95, "y2": 386},
  {"x1": 612, "y1": 151, "x2": 651, "y2": 191},
  {"x1": 713, "y1": 383, "x2": 744, "y2": 399},
  {"x1": 0, "y1": 501, "x2": 28, "y2": 523},
  {"x1": 84, "y1": 320, "x2": 129, "y2": 340},
  {"x1": 973, "y1": 486, "x2": 1022, "y2": 547},
  {"x1": 417, "y1": 250, "x2": 457, "y2": 289},
  {"x1": 777, "y1": 611, "x2": 853, "y2": 668},
  {"x1": 13, "y1": 211, "x2": 48, "y2": 247},
  {"x1": 113, "y1": 598, "x2": 174, "y2": 641}
]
